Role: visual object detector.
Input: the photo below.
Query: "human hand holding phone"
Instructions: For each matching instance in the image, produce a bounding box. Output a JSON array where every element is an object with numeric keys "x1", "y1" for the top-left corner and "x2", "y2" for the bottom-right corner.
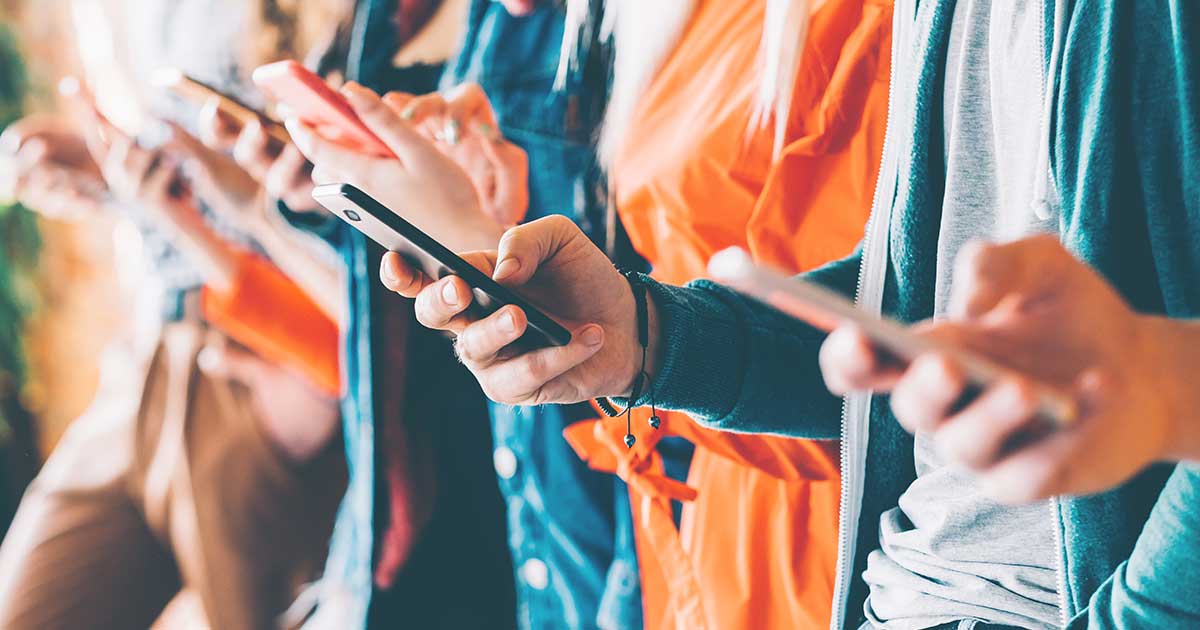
[
  {"x1": 196, "y1": 100, "x2": 317, "y2": 214},
  {"x1": 809, "y1": 235, "x2": 1195, "y2": 503},
  {"x1": 389, "y1": 83, "x2": 528, "y2": 226},
  {"x1": 378, "y1": 215, "x2": 651, "y2": 406},
  {"x1": 0, "y1": 112, "x2": 108, "y2": 219},
  {"x1": 285, "y1": 81, "x2": 504, "y2": 252}
]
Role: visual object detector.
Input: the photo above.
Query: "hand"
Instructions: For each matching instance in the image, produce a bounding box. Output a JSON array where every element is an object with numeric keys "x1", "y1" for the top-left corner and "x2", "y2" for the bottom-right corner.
[
  {"x1": 164, "y1": 121, "x2": 267, "y2": 231},
  {"x1": 394, "y1": 84, "x2": 529, "y2": 226},
  {"x1": 285, "y1": 82, "x2": 504, "y2": 252},
  {"x1": 820, "y1": 235, "x2": 1195, "y2": 503},
  {"x1": 198, "y1": 343, "x2": 340, "y2": 463},
  {"x1": 0, "y1": 113, "x2": 107, "y2": 219},
  {"x1": 379, "y1": 215, "x2": 652, "y2": 405},
  {"x1": 196, "y1": 100, "x2": 318, "y2": 213},
  {"x1": 79, "y1": 111, "x2": 202, "y2": 233}
]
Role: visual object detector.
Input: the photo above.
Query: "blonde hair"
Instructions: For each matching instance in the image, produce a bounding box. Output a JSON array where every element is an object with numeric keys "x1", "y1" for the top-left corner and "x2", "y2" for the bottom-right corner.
[
  {"x1": 247, "y1": 0, "x2": 354, "y2": 68},
  {"x1": 558, "y1": 0, "x2": 816, "y2": 164}
]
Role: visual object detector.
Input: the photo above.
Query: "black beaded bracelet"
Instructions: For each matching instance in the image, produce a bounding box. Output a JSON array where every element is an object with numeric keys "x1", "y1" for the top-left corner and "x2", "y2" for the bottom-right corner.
[{"x1": 596, "y1": 269, "x2": 659, "y2": 448}]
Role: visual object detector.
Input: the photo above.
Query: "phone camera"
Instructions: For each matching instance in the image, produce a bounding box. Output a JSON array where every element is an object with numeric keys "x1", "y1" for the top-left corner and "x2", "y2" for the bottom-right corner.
[{"x1": 343, "y1": 209, "x2": 362, "y2": 222}]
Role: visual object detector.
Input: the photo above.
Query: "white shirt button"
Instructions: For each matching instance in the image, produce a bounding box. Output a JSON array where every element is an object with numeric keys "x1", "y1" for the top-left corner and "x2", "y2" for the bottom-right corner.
[
  {"x1": 520, "y1": 558, "x2": 549, "y2": 591},
  {"x1": 493, "y1": 447, "x2": 518, "y2": 480},
  {"x1": 1031, "y1": 198, "x2": 1052, "y2": 221}
]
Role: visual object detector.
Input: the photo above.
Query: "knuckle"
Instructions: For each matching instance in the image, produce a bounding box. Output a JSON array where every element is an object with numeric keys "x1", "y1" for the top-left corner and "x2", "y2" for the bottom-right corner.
[
  {"x1": 523, "y1": 352, "x2": 551, "y2": 384},
  {"x1": 457, "y1": 329, "x2": 486, "y2": 365},
  {"x1": 414, "y1": 293, "x2": 446, "y2": 329},
  {"x1": 544, "y1": 214, "x2": 573, "y2": 231},
  {"x1": 482, "y1": 379, "x2": 518, "y2": 406}
]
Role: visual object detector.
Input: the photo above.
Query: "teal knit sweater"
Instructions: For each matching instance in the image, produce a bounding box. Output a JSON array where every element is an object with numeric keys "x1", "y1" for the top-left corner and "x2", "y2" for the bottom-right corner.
[{"x1": 641, "y1": 1, "x2": 1200, "y2": 627}]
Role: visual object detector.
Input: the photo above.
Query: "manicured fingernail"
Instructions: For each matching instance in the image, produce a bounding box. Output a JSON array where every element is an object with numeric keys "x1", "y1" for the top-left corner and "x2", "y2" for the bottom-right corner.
[
  {"x1": 444, "y1": 119, "x2": 461, "y2": 145},
  {"x1": 494, "y1": 257, "x2": 520, "y2": 281},
  {"x1": 500, "y1": 310, "x2": 517, "y2": 334},
  {"x1": 400, "y1": 106, "x2": 416, "y2": 120},
  {"x1": 581, "y1": 327, "x2": 603, "y2": 348},
  {"x1": 441, "y1": 280, "x2": 459, "y2": 306}
]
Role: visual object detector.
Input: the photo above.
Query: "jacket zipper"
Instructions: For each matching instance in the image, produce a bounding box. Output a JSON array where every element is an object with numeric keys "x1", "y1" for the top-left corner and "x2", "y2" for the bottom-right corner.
[
  {"x1": 1049, "y1": 497, "x2": 1070, "y2": 627},
  {"x1": 1038, "y1": 0, "x2": 1071, "y2": 626},
  {"x1": 829, "y1": 6, "x2": 903, "y2": 629}
]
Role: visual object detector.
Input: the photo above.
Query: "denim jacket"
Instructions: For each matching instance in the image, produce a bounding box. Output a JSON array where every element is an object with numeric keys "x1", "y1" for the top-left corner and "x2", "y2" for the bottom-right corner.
[
  {"x1": 442, "y1": 4, "x2": 649, "y2": 629},
  {"x1": 305, "y1": 1, "x2": 652, "y2": 628}
]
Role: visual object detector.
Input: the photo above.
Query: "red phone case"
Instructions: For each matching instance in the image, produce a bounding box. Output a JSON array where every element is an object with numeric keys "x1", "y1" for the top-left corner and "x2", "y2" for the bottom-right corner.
[{"x1": 252, "y1": 60, "x2": 393, "y2": 157}]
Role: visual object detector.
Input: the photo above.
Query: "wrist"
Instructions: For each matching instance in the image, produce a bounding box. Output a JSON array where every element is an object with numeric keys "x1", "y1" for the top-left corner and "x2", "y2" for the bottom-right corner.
[
  {"x1": 1145, "y1": 316, "x2": 1200, "y2": 462},
  {"x1": 644, "y1": 289, "x2": 663, "y2": 388},
  {"x1": 613, "y1": 271, "x2": 663, "y2": 401}
]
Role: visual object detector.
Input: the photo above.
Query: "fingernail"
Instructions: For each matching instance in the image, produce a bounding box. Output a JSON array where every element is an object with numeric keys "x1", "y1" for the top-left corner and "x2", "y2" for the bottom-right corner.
[
  {"x1": 444, "y1": 119, "x2": 461, "y2": 145},
  {"x1": 441, "y1": 280, "x2": 459, "y2": 306},
  {"x1": 500, "y1": 310, "x2": 517, "y2": 334},
  {"x1": 580, "y1": 327, "x2": 603, "y2": 348},
  {"x1": 494, "y1": 257, "x2": 520, "y2": 281},
  {"x1": 380, "y1": 258, "x2": 397, "y2": 286},
  {"x1": 400, "y1": 106, "x2": 416, "y2": 120}
]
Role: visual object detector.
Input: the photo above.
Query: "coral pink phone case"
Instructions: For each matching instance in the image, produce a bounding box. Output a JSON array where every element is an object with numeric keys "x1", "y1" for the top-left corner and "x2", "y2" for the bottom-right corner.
[{"x1": 252, "y1": 60, "x2": 393, "y2": 157}]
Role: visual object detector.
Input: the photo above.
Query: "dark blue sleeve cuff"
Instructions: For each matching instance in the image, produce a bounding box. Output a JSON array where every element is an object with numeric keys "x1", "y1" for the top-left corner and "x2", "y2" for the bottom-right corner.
[
  {"x1": 633, "y1": 252, "x2": 863, "y2": 439},
  {"x1": 276, "y1": 199, "x2": 344, "y2": 247}
]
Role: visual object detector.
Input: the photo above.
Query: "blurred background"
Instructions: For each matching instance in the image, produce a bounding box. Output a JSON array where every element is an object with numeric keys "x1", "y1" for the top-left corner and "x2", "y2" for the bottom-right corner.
[
  {"x1": 0, "y1": 0, "x2": 342, "y2": 536},
  {"x1": 1, "y1": 0, "x2": 123, "y2": 535}
]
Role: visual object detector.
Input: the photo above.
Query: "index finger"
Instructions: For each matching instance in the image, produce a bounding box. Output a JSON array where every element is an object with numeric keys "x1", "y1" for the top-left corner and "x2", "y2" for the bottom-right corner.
[
  {"x1": 284, "y1": 118, "x2": 380, "y2": 185},
  {"x1": 340, "y1": 83, "x2": 442, "y2": 168},
  {"x1": 380, "y1": 251, "x2": 430, "y2": 297}
]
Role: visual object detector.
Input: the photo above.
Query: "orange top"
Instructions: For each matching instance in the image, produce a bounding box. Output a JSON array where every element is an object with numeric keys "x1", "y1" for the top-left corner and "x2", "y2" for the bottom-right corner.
[
  {"x1": 565, "y1": 0, "x2": 892, "y2": 628},
  {"x1": 201, "y1": 251, "x2": 341, "y2": 395}
]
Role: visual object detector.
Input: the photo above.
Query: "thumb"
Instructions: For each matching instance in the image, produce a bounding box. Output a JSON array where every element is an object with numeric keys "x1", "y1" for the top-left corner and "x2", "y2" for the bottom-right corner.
[
  {"x1": 948, "y1": 235, "x2": 1072, "y2": 320},
  {"x1": 492, "y1": 215, "x2": 579, "y2": 286}
]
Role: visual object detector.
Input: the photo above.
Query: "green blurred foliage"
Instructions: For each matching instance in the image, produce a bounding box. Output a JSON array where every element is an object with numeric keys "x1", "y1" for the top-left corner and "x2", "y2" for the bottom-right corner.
[{"x1": 0, "y1": 24, "x2": 41, "y2": 437}]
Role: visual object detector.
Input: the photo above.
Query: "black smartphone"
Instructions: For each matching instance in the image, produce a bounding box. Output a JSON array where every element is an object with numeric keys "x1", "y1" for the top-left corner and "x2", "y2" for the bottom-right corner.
[{"x1": 312, "y1": 183, "x2": 572, "y2": 347}]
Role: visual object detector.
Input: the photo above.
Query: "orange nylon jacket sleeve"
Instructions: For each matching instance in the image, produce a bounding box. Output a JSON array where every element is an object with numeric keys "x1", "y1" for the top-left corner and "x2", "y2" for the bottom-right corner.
[{"x1": 201, "y1": 250, "x2": 341, "y2": 396}]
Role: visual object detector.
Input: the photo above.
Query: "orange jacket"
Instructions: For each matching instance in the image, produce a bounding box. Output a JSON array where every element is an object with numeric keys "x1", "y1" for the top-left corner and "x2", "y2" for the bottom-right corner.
[
  {"x1": 201, "y1": 250, "x2": 341, "y2": 395},
  {"x1": 566, "y1": 0, "x2": 892, "y2": 628}
]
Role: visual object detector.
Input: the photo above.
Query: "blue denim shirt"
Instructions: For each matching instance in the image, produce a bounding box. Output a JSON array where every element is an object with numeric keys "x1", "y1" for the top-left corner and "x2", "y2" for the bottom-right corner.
[
  {"x1": 443, "y1": 4, "x2": 645, "y2": 629},
  {"x1": 302, "y1": 1, "x2": 511, "y2": 627},
  {"x1": 307, "y1": 1, "x2": 657, "y2": 628}
]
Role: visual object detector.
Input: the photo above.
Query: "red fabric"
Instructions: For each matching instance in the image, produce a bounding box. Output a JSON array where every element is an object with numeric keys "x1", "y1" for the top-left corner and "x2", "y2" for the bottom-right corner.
[
  {"x1": 395, "y1": 0, "x2": 443, "y2": 44},
  {"x1": 373, "y1": 299, "x2": 435, "y2": 589}
]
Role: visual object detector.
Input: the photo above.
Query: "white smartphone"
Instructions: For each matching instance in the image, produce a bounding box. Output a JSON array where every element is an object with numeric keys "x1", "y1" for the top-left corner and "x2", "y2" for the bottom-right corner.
[{"x1": 708, "y1": 247, "x2": 1077, "y2": 427}]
